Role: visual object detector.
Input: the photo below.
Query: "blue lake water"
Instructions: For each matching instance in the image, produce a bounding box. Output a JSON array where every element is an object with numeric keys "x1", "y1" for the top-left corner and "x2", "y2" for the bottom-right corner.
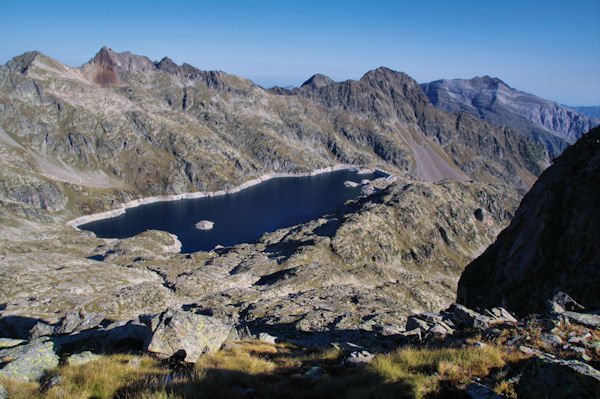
[{"x1": 79, "y1": 169, "x2": 383, "y2": 253}]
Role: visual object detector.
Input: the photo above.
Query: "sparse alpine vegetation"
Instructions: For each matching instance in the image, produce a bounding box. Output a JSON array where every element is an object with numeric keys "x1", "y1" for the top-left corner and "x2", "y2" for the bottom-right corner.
[{"x1": 1, "y1": 47, "x2": 599, "y2": 398}]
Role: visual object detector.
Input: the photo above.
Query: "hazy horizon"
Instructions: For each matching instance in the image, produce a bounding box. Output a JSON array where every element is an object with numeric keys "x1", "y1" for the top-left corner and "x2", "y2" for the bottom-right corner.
[{"x1": 1, "y1": 0, "x2": 599, "y2": 106}]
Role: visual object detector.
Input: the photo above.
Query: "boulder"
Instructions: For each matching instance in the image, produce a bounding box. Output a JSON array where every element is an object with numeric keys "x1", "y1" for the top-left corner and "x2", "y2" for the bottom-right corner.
[
  {"x1": 485, "y1": 307, "x2": 518, "y2": 323},
  {"x1": 563, "y1": 311, "x2": 600, "y2": 328},
  {"x1": 67, "y1": 351, "x2": 102, "y2": 366},
  {"x1": 517, "y1": 355, "x2": 600, "y2": 398},
  {"x1": 28, "y1": 321, "x2": 55, "y2": 339},
  {"x1": 0, "y1": 339, "x2": 59, "y2": 381},
  {"x1": 426, "y1": 323, "x2": 453, "y2": 338},
  {"x1": 145, "y1": 309, "x2": 230, "y2": 363},
  {"x1": 406, "y1": 316, "x2": 431, "y2": 332},
  {"x1": 446, "y1": 303, "x2": 492, "y2": 329},
  {"x1": 54, "y1": 309, "x2": 105, "y2": 335},
  {"x1": 104, "y1": 319, "x2": 152, "y2": 348}
]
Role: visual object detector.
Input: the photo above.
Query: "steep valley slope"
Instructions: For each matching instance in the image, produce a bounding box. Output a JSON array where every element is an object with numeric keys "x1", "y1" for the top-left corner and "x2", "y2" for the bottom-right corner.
[
  {"x1": 0, "y1": 47, "x2": 546, "y2": 338},
  {"x1": 458, "y1": 126, "x2": 600, "y2": 316}
]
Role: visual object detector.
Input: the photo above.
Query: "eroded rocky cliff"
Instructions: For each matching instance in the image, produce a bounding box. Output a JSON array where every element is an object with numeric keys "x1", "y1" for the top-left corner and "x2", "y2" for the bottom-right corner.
[{"x1": 457, "y1": 127, "x2": 600, "y2": 315}]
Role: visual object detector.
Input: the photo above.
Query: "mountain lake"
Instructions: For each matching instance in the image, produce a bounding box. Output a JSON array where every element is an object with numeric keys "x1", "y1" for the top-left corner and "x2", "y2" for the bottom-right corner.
[{"x1": 79, "y1": 169, "x2": 384, "y2": 253}]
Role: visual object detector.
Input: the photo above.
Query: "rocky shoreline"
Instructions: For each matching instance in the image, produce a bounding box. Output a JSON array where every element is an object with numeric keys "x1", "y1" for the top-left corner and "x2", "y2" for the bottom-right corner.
[{"x1": 65, "y1": 164, "x2": 391, "y2": 228}]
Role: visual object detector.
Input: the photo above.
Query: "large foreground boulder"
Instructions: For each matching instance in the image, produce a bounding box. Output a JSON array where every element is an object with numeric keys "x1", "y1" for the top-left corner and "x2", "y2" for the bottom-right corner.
[
  {"x1": 457, "y1": 128, "x2": 600, "y2": 315},
  {"x1": 145, "y1": 309, "x2": 230, "y2": 363},
  {"x1": 0, "y1": 340, "x2": 59, "y2": 381},
  {"x1": 517, "y1": 355, "x2": 600, "y2": 398}
]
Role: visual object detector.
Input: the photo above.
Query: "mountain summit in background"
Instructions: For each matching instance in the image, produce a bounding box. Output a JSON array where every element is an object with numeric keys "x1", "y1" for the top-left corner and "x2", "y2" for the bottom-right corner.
[{"x1": 421, "y1": 76, "x2": 600, "y2": 158}]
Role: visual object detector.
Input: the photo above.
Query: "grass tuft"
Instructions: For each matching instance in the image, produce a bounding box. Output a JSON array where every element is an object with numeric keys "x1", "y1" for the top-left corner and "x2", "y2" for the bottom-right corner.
[{"x1": 1, "y1": 341, "x2": 530, "y2": 399}]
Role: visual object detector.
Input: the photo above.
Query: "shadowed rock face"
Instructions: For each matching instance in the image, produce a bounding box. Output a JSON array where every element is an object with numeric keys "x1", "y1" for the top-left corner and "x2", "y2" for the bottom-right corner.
[
  {"x1": 421, "y1": 77, "x2": 600, "y2": 158},
  {"x1": 457, "y1": 126, "x2": 600, "y2": 316}
]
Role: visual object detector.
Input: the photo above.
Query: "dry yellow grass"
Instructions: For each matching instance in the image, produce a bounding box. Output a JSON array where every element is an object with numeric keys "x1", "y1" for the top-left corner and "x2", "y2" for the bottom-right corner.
[{"x1": 1, "y1": 340, "x2": 531, "y2": 399}]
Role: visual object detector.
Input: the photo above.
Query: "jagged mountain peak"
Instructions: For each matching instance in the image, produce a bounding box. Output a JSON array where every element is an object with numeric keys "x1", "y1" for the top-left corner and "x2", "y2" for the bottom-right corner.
[
  {"x1": 7, "y1": 51, "x2": 51, "y2": 74},
  {"x1": 360, "y1": 66, "x2": 430, "y2": 106},
  {"x1": 86, "y1": 46, "x2": 156, "y2": 73},
  {"x1": 360, "y1": 66, "x2": 407, "y2": 81},
  {"x1": 155, "y1": 56, "x2": 179, "y2": 73},
  {"x1": 300, "y1": 73, "x2": 334, "y2": 89}
]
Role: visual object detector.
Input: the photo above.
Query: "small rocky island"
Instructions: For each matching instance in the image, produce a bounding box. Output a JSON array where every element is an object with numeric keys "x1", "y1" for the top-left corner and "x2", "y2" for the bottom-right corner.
[{"x1": 195, "y1": 220, "x2": 214, "y2": 230}]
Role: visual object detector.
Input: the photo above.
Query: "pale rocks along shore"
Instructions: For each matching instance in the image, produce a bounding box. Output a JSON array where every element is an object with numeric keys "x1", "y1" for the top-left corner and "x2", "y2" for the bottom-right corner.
[{"x1": 66, "y1": 164, "x2": 390, "y2": 229}]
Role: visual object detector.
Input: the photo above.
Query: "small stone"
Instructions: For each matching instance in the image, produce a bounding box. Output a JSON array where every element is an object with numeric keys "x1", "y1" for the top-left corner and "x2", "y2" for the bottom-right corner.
[
  {"x1": 568, "y1": 336, "x2": 587, "y2": 345},
  {"x1": 55, "y1": 309, "x2": 105, "y2": 335},
  {"x1": 472, "y1": 341, "x2": 486, "y2": 348},
  {"x1": 41, "y1": 375, "x2": 62, "y2": 392},
  {"x1": 541, "y1": 333, "x2": 563, "y2": 347},
  {"x1": 303, "y1": 366, "x2": 323, "y2": 378},
  {"x1": 487, "y1": 307, "x2": 518, "y2": 323},
  {"x1": 569, "y1": 346, "x2": 587, "y2": 356},
  {"x1": 346, "y1": 350, "x2": 374, "y2": 366},
  {"x1": 258, "y1": 332, "x2": 277, "y2": 344},
  {"x1": 127, "y1": 357, "x2": 143, "y2": 368},
  {"x1": 465, "y1": 382, "x2": 505, "y2": 399},
  {"x1": 551, "y1": 292, "x2": 585, "y2": 312},
  {"x1": 483, "y1": 327, "x2": 502, "y2": 340}
]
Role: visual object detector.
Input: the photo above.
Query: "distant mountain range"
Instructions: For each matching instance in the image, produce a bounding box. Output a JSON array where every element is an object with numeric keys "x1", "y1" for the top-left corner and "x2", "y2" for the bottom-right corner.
[
  {"x1": 0, "y1": 46, "x2": 545, "y2": 329},
  {"x1": 569, "y1": 105, "x2": 600, "y2": 118},
  {"x1": 0, "y1": 47, "x2": 547, "y2": 223},
  {"x1": 421, "y1": 77, "x2": 600, "y2": 158}
]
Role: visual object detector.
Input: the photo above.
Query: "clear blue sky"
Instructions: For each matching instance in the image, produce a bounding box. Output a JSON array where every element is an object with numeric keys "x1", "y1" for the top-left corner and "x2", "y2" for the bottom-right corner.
[{"x1": 1, "y1": 0, "x2": 599, "y2": 105}]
